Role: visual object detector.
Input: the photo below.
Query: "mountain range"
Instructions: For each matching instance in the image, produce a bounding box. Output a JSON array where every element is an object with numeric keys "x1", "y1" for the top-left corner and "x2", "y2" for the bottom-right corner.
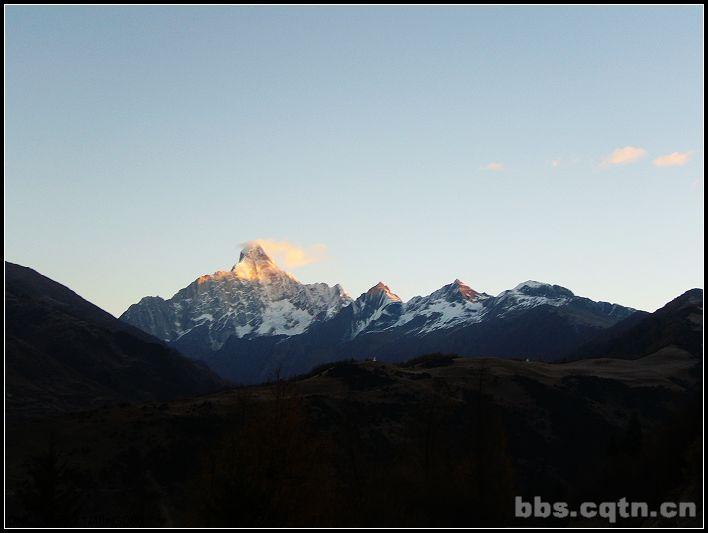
[{"x1": 121, "y1": 243, "x2": 640, "y2": 383}]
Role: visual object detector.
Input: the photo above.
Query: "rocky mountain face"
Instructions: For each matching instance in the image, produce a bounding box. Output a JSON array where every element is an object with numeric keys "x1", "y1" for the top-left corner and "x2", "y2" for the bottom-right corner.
[
  {"x1": 122, "y1": 246, "x2": 641, "y2": 384},
  {"x1": 121, "y1": 243, "x2": 351, "y2": 353}
]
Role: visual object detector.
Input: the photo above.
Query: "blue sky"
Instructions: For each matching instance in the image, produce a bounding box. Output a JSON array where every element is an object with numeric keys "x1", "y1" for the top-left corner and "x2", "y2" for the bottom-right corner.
[{"x1": 5, "y1": 6, "x2": 703, "y2": 315}]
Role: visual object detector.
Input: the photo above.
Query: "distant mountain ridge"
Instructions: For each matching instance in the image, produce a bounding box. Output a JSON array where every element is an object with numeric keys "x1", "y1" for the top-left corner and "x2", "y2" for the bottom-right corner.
[{"x1": 121, "y1": 245, "x2": 641, "y2": 383}]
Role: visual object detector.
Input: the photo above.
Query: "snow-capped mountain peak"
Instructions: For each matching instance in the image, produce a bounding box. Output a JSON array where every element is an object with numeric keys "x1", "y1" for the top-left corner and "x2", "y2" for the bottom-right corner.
[
  {"x1": 344, "y1": 282, "x2": 404, "y2": 338},
  {"x1": 513, "y1": 280, "x2": 547, "y2": 290},
  {"x1": 120, "y1": 244, "x2": 352, "y2": 349},
  {"x1": 430, "y1": 279, "x2": 482, "y2": 303},
  {"x1": 511, "y1": 280, "x2": 574, "y2": 297},
  {"x1": 238, "y1": 242, "x2": 271, "y2": 263},
  {"x1": 488, "y1": 280, "x2": 577, "y2": 318},
  {"x1": 388, "y1": 280, "x2": 490, "y2": 334},
  {"x1": 231, "y1": 242, "x2": 290, "y2": 282}
]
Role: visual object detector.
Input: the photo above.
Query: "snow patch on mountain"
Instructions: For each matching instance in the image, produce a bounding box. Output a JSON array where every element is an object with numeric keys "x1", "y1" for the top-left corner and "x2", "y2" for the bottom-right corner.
[
  {"x1": 397, "y1": 296, "x2": 487, "y2": 334},
  {"x1": 392, "y1": 280, "x2": 490, "y2": 334},
  {"x1": 344, "y1": 279, "x2": 491, "y2": 338},
  {"x1": 490, "y1": 281, "x2": 574, "y2": 317}
]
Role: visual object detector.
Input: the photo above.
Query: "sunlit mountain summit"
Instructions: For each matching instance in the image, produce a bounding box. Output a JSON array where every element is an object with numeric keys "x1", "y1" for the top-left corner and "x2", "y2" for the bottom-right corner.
[{"x1": 121, "y1": 242, "x2": 351, "y2": 349}]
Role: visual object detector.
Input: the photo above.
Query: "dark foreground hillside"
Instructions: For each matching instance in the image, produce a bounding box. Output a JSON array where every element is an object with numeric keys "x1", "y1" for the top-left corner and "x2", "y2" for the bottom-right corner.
[
  {"x1": 6, "y1": 350, "x2": 702, "y2": 527},
  {"x1": 5, "y1": 262, "x2": 225, "y2": 417},
  {"x1": 572, "y1": 288, "x2": 703, "y2": 360}
]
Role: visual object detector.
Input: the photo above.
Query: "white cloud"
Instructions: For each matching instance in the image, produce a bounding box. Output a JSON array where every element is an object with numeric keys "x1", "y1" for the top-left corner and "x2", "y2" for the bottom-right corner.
[
  {"x1": 484, "y1": 162, "x2": 505, "y2": 172},
  {"x1": 603, "y1": 146, "x2": 647, "y2": 166},
  {"x1": 653, "y1": 151, "x2": 693, "y2": 167},
  {"x1": 245, "y1": 239, "x2": 327, "y2": 268}
]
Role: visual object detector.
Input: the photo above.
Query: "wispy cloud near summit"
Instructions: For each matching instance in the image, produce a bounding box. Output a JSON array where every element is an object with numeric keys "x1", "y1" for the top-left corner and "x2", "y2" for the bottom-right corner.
[{"x1": 242, "y1": 239, "x2": 327, "y2": 269}]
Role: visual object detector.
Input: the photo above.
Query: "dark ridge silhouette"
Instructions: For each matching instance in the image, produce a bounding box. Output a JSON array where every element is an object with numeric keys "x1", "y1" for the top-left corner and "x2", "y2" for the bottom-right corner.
[
  {"x1": 5, "y1": 262, "x2": 226, "y2": 418},
  {"x1": 571, "y1": 288, "x2": 702, "y2": 360}
]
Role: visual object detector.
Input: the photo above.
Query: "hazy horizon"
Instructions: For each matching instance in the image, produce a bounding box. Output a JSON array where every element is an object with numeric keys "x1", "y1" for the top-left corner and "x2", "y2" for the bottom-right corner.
[{"x1": 5, "y1": 6, "x2": 703, "y2": 315}]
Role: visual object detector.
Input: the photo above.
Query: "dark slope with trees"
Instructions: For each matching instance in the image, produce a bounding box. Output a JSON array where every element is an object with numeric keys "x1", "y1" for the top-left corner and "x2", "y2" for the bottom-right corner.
[{"x1": 6, "y1": 351, "x2": 701, "y2": 526}]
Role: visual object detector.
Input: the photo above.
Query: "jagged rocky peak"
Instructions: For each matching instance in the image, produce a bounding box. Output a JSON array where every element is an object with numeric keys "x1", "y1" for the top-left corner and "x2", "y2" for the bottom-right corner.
[
  {"x1": 120, "y1": 242, "x2": 352, "y2": 348},
  {"x1": 238, "y1": 242, "x2": 273, "y2": 264},
  {"x1": 423, "y1": 279, "x2": 485, "y2": 305},
  {"x1": 231, "y1": 242, "x2": 288, "y2": 282},
  {"x1": 448, "y1": 279, "x2": 481, "y2": 301},
  {"x1": 366, "y1": 282, "x2": 402, "y2": 303}
]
